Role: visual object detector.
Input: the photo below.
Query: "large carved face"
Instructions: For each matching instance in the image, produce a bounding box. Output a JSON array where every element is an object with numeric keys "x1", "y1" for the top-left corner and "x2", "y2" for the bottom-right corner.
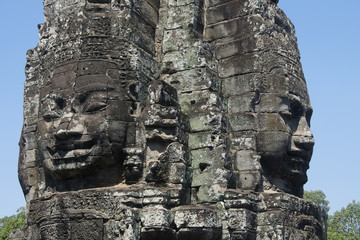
[
  {"x1": 256, "y1": 80, "x2": 314, "y2": 194},
  {"x1": 37, "y1": 61, "x2": 138, "y2": 180}
]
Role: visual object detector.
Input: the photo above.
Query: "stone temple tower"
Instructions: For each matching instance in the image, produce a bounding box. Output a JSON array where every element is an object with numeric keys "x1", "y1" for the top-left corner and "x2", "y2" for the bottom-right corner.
[{"x1": 15, "y1": 0, "x2": 327, "y2": 239}]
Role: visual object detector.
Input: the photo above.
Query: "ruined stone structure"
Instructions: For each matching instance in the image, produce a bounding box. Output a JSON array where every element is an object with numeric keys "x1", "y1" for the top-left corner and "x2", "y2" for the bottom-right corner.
[{"x1": 16, "y1": 0, "x2": 327, "y2": 239}]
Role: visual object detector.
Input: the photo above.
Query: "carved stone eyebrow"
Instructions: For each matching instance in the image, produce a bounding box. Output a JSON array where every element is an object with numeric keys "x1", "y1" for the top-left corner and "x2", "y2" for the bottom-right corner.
[
  {"x1": 76, "y1": 89, "x2": 109, "y2": 104},
  {"x1": 288, "y1": 93, "x2": 311, "y2": 106},
  {"x1": 41, "y1": 93, "x2": 63, "y2": 101},
  {"x1": 285, "y1": 95, "x2": 313, "y2": 120},
  {"x1": 75, "y1": 83, "x2": 115, "y2": 93},
  {"x1": 41, "y1": 94, "x2": 66, "y2": 108}
]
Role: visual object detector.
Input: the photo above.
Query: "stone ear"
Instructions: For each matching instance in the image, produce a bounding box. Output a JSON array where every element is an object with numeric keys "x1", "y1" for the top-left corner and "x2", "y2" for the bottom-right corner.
[
  {"x1": 254, "y1": 90, "x2": 261, "y2": 105},
  {"x1": 127, "y1": 82, "x2": 140, "y2": 102}
]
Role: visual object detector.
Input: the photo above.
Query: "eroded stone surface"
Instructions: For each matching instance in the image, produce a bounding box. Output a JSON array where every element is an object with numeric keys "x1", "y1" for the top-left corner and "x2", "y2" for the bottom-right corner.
[{"x1": 16, "y1": 0, "x2": 327, "y2": 239}]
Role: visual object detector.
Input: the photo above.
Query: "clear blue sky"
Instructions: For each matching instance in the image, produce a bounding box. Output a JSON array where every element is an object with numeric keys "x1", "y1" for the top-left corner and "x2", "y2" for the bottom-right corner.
[{"x1": 0, "y1": 0, "x2": 359, "y2": 218}]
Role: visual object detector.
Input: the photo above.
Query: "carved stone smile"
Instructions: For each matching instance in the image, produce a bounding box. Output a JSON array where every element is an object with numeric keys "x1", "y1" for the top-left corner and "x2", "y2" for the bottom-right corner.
[
  {"x1": 53, "y1": 149, "x2": 92, "y2": 160},
  {"x1": 54, "y1": 139, "x2": 96, "y2": 151},
  {"x1": 46, "y1": 138, "x2": 97, "y2": 161}
]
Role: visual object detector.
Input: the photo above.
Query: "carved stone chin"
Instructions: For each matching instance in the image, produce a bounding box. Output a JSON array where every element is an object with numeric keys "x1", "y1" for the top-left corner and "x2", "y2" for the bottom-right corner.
[{"x1": 16, "y1": 0, "x2": 326, "y2": 239}]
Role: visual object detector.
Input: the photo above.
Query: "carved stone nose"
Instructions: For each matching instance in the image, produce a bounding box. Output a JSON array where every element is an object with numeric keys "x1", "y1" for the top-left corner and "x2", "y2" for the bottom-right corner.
[
  {"x1": 292, "y1": 135, "x2": 315, "y2": 151},
  {"x1": 292, "y1": 116, "x2": 314, "y2": 151},
  {"x1": 54, "y1": 110, "x2": 84, "y2": 140},
  {"x1": 54, "y1": 129, "x2": 82, "y2": 140}
]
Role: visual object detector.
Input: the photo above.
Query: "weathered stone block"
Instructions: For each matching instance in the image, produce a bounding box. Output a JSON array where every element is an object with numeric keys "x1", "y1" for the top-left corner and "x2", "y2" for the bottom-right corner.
[
  {"x1": 214, "y1": 36, "x2": 258, "y2": 60},
  {"x1": 178, "y1": 91, "x2": 222, "y2": 115},
  {"x1": 257, "y1": 113, "x2": 290, "y2": 132},
  {"x1": 162, "y1": 47, "x2": 206, "y2": 72},
  {"x1": 18, "y1": 167, "x2": 38, "y2": 187},
  {"x1": 23, "y1": 97, "x2": 39, "y2": 118},
  {"x1": 191, "y1": 146, "x2": 225, "y2": 170},
  {"x1": 227, "y1": 208, "x2": 256, "y2": 231},
  {"x1": 288, "y1": 75, "x2": 310, "y2": 102},
  {"x1": 206, "y1": 0, "x2": 248, "y2": 25},
  {"x1": 230, "y1": 132, "x2": 256, "y2": 151},
  {"x1": 132, "y1": 0, "x2": 159, "y2": 27},
  {"x1": 168, "y1": 0, "x2": 202, "y2": 6},
  {"x1": 162, "y1": 28, "x2": 198, "y2": 53},
  {"x1": 106, "y1": 100, "x2": 137, "y2": 121},
  {"x1": 176, "y1": 228, "x2": 222, "y2": 240},
  {"x1": 164, "y1": 4, "x2": 203, "y2": 30},
  {"x1": 189, "y1": 112, "x2": 223, "y2": 132},
  {"x1": 188, "y1": 132, "x2": 224, "y2": 150},
  {"x1": 221, "y1": 74, "x2": 258, "y2": 97},
  {"x1": 168, "y1": 163, "x2": 187, "y2": 184},
  {"x1": 145, "y1": 0, "x2": 160, "y2": 9},
  {"x1": 256, "y1": 131, "x2": 291, "y2": 153},
  {"x1": 164, "y1": 67, "x2": 219, "y2": 92},
  {"x1": 204, "y1": 0, "x2": 233, "y2": 8},
  {"x1": 20, "y1": 133, "x2": 37, "y2": 150},
  {"x1": 228, "y1": 113, "x2": 257, "y2": 132},
  {"x1": 234, "y1": 150, "x2": 259, "y2": 171},
  {"x1": 71, "y1": 220, "x2": 104, "y2": 239},
  {"x1": 83, "y1": 16, "x2": 112, "y2": 37},
  {"x1": 110, "y1": 11, "x2": 156, "y2": 53},
  {"x1": 192, "y1": 167, "x2": 228, "y2": 188},
  {"x1": 255, "y1": 93, "x2": 281, "y2": 113},
  {"x1": 195, "y1": 184, "x2": 227, "y2": 203},
  {"x1": 227, "y1": 93, "x2": 255, "y2": 114},
  {"x1": 141, "y1": 228, "x2": 176, "y2": 240},
  {"x1": 141, "y1": 207, "x2": 170, "y2": 227},
  {"x1": 205, "y1": 15, "x2": 263, "y2": 41},
  {"x1": 173, "y1": 206, "x2": 221, "y2": 228},
  {"x1": 237, "y1": 170, "x2": 262, "y2": 190},
  {"x1": 20, "y1": 150, "x2": 38, "y2": 168},
  {"x1": 218, "y1": 53, "x2": 259, "y2": 78},
  {"x1": 263, "y1": 71, "x2": 289, "y2": 94}
]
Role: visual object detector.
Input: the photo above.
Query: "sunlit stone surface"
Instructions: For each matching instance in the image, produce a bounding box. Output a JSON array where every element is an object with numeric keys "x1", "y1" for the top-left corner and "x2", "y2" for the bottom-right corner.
[{"x1": 15, "y1": 0, "x2": 327, "y2": 239}]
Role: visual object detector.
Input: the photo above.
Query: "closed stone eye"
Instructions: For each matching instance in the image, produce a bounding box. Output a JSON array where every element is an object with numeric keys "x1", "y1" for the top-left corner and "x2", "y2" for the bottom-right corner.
[
  {"x1": 43, "y1": 111, "x2": 61, "y2": 121},
  {"x1": 279, "y1": 109, "x2": 293, "y2": 120},
  {"x1": 83, "y1": 101, "x2": 107, "y2": 113},
  {"x1": 41, "y1": 95, "x2": 66, "y2": 121}
]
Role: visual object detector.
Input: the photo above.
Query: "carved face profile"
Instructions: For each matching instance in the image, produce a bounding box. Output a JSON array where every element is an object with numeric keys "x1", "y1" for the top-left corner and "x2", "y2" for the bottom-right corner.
[
  {"x1": 36, "y1": 61, "x2": 139, "y2": 182},
  {"x1": 256, "y1": 78, "x2": 314, "y2": 196}
]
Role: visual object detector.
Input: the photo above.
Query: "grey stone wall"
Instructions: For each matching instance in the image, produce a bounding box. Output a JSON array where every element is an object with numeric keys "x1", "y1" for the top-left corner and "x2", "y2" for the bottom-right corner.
[{"x1": 16, "y1": 0, "x2": 327, "y2": 239}]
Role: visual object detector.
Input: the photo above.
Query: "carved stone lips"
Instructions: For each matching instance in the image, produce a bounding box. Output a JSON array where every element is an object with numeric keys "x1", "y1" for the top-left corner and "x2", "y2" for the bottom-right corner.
[
  {"x1": 55, "y1": 139, "x2": 95, "y2": 151},
  {"x1": 47, "y1": 138, "x2": 96, "y2": 160},
  {"x1": 289, "y1": 148, "x2": 311, "y2": 162},
  {"x1": 289, "y1": 158, "x2": 309, "y2": 172},
  {"x1": 287, "y1": 149, "x2": 311, "y2": 176},
  {"x1": 55, "y1": 149, "x2": 92, "y2": 160}
]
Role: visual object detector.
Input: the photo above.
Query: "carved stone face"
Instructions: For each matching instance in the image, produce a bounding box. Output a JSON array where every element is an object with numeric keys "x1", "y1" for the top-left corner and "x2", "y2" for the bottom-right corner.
[
  {"x1": 37, "y1": 61, "x2": 138, "y2": 180},
  {"x1": 257, "y1": 84, "x2": 314, "y2": 194}
]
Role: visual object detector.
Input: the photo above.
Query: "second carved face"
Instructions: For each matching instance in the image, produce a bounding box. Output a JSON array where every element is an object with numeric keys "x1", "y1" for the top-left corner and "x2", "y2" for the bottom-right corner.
[
  {"x1": 256, "y1": 83, "x2": 314, "y2": 195},
  {"x1": 37, "y1": 61, "x2": 139, "y2": 181}
]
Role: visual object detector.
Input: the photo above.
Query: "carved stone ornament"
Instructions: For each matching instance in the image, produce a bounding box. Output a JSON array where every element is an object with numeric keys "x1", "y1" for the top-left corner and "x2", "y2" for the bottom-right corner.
[{"x1": 14, "y1": 0, "x2": 327, "y2": 239}]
